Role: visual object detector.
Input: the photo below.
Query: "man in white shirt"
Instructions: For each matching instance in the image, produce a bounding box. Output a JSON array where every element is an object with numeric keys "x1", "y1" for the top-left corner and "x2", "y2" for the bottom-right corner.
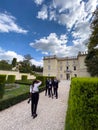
[{"x1": 30, "y1": 79, "x2": 42, "y2": 118}]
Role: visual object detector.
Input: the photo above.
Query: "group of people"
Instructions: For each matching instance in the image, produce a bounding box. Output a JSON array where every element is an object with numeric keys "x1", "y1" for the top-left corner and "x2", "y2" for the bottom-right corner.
[
  {"x1": 45, "y1": 77, "x2": 59, "y2": 99},
  {"x1": 28, "y1": 77, "x2": 59, "y2": 119}
]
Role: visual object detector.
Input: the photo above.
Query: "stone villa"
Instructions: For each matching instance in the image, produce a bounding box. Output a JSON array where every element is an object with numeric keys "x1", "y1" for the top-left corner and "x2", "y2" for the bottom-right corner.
[{"x1": 43, "y1": 52, "x2": 90, "y2": 80}]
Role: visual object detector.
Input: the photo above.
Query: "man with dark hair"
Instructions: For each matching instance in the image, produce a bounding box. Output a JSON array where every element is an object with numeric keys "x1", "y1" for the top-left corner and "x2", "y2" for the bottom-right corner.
[
  {"x1": 30, "y1": 79, "x2": 42, "y2": 118},
  {"x1": 45, "y1": 78, "x2": 49, "y2": 96},
  {"x1": 52, "y1": 77, "x2": 59, "y2": 99},
  {"x1": 48, "y1": 78, "x2": 53, "y2": 98}
]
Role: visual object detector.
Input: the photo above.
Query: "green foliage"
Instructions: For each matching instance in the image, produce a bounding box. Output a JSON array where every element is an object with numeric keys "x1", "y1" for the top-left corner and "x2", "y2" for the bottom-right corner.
[
  {"x1": 15, "y1": 79, "x2": 33, "y2": 85},
  {"x1": 85, "y1": 8, "x2": 98, "y2": 76},
  {"x1": 6, "y1": 75, "x2": 16, "y2": 83},
  {"x1": 65, "y1": 78, "x2": 98, "y2": 130},
  {"x1": 0, "y1": 83, "x2": 45, "y2": 111},
  {"x1": 0, "y1": 75, "x2": 6, "y2": 99},
  {"x1": 31, "y1": 65, "x2": 43, "y2": 72},
  {"x1": 11, "y1": 58, "x2": 17, "y2": 67},
  {"x1": 19, "y1": 61, "x2": 31, "y2": 73},
  {"x1": 0, "y1": 74, "x2": 6, "y2": 83},
  {"x1": 21, "y1": 75, "x2": 28, "y2": 81},
  {"x1": 0, "y1": 92, "x2": 29, "y2": 111},
  {"x1": 0, "y1": 60, "x2": 12, "y2": 70},
  {"x1": 36, "y1": 75, "x2": 55, "y2": 87},
  {"x1": 36, "y1": 75, "x2": 45, "y2": 87}
]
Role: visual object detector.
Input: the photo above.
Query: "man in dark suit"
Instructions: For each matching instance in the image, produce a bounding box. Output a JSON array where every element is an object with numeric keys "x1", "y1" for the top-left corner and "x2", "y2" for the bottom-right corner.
[
  {"x1": 52, "y1": 77, "x2": 59, "y2": 99},
  {"x1": 45, "y1": 78, "x2": 49, "y2": 96},
  {"x1": 48, "y1": 78, "x2": 53, "y2": 98}
]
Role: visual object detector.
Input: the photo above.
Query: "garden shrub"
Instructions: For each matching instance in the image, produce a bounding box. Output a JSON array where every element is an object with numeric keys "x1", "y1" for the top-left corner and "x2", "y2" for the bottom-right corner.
[
  {"x1": 0, "y1": 92, "x2": 29, "y2": 111},
  {"x1": 0, "y1": 85, "x2": 45, "y2": 111},
  {"x1": 36, "y1": 75, "x2": 55, "y2": 87},
  {"x1": 65, "y1": 77, "x2": 98, "y2": 130},
  {"x1": 21, "y1": 75, "x2": 28, "y2": 81},
  {"x1": 0, "y1": 75, "x2": 6, "y2": 99},
  {"x1": 6, "y1": 75, "x2": 16, "y2": 83}
]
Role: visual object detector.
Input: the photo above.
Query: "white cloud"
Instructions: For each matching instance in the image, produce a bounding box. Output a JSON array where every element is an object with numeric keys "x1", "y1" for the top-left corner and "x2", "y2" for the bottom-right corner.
[
  {"x1": 37, "y1": 5, "x2": 48, "y2": 20},
  {"x1": 36, "y1": 0, "x2": 98, "y2": 30},
  {"x1": 0, "y1": 48, "x2": 24, "y2": 62},
  {"x1": 72, "y1": 21, "x2": 91, "y2": 45},
  {"x1": 34, "y1": 0, "x2": 44, "y2": 5},
  {"x1": 34, "y1": 0, "x2": 98, "y2": 57},
  {"x1": 0, "y1": 12, "x2": 28, "y2": 33},
  {"x1": 30, "y1": 33, "x2": 84, "y2": 57},
  {"x1": 0, "y1": 47, "x2": 43, "y2": 66},
  {"x1": 31, "y1": 59, "x2": 43, "y2": 66}
]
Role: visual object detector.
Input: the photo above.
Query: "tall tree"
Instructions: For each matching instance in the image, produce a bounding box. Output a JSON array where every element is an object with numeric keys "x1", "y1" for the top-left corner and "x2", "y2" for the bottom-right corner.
[
  {"x1": 19, "y1": 54, "x2": 33, "y2": 73},
  {"x1": 0, "y1": 60, "x2": 12, "y2": 70},
  {"x1": 11, "y1": 58, "x2": 17, "y2": 67},
  {"x1": 85, "y1": 7, "x2": 98, "y2": 76},
  {"x1": 24, "y1": 54, "x2": 33, "y2": 65}
]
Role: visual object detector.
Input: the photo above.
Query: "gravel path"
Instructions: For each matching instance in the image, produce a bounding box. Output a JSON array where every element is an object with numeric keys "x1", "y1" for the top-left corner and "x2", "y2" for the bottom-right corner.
[{"x1": 0, "y1": 80, "x2": 70, "y2": 130}]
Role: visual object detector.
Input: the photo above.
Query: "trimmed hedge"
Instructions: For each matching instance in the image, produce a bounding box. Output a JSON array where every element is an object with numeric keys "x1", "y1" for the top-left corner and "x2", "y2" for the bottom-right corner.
[
  {"x1": 15, "y1": 79, "x2": 33, "y2": 85},
  {"x1": 36, "y1": 75, "x2": 55, "y2": 87},
  {"x1": 0, "y1": 75, "x2": 6, "y2": 99},
  {"x1": 0, "y1": 85, "x2": 45, "y2": 111},
  {"x1": 65, "y1": 78, "x2": 98, "y2": 130},
  {"x1": 0, "y1": 92, "x2": 29, "y2": 111},
  {"x1": 21, "y1": 75, "x2": 28, "y2": 81},
  {"x1": 6, "y1": 75, "x2": 16, "y2": 83},
  {"x1": 0, "y1": 76, "x2": 46, "y2": 111}
]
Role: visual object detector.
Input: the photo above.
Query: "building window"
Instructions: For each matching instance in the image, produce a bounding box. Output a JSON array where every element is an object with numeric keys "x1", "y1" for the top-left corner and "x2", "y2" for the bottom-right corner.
[
  {"x1": 60, "y1": 74, "x2": 63, "y2": 79},
  {"x1": 60, "y1": 66, "x2": 62, "y2": 71},
  {"x1": 73, "y1": 60, "x2": 75, "y2": 64},
  {"x1": 48, "y1": 74, "x2": 50, "y2": 76},
  {"x1": 48, "y1": 60, "x2": 50, "y2": 63},
  {"x1": 48, "y1": 65, "x2": 50, "y2": 70},
  {"x1": 74, "y1": 66, "x2": 76, "y2": 70},
  {"x1": 66, "y1": 66, "x2": 69, "y2": 70},
  {"x1": 74, "y1": 74, "x2": 77, "y2": 77},
  {"x1": 60, "y1": 61, "x2": 62, "y2": 64}
]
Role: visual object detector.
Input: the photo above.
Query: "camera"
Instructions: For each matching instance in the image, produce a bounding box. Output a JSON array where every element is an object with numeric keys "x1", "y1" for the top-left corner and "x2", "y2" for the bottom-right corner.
[{"x1": 27, "y1": 98, "x2": 31, "y2": 104}]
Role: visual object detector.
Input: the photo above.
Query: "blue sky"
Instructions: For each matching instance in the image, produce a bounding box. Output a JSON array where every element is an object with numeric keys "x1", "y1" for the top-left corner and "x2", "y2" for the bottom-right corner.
[{"x1": 0, "y1": 0, "x2": 98, "y2": 66}]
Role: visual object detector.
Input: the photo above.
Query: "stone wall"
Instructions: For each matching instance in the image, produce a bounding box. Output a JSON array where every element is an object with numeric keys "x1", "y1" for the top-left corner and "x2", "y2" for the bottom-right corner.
[{"x1": 0, "y1": 70, "x2": 36, "y2": 80}]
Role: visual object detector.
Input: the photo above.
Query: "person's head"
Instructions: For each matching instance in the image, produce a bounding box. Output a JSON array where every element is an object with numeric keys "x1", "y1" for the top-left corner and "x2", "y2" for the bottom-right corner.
[{"x1": 32, "y1": 79, "x2": 38, "y2": 85}]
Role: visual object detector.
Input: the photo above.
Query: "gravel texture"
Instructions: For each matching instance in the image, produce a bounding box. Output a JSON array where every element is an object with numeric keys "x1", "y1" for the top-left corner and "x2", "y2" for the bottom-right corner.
[{"x1": 0, "y1": 80, "x2": 70, "y2": 130}]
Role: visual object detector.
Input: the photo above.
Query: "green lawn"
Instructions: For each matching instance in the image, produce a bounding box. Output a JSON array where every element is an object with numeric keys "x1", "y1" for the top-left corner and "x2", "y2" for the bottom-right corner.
[{"x1": 0, "y1": 84, "x2": 29, "y2": 101}]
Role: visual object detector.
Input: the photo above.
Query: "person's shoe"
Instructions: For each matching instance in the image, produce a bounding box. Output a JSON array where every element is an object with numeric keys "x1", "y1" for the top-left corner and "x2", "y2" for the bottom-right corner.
[{"x1": 33, "y1": 114, "x2": 37, "y2": 119}]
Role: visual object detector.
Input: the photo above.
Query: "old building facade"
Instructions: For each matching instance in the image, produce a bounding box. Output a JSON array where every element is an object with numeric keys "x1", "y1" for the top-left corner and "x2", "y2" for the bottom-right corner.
[{"x1": 43, "y1": 52, "x2": 90, "y2": 80}]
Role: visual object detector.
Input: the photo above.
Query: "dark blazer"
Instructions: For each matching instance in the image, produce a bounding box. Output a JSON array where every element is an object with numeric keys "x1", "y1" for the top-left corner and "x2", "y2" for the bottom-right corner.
[
  {"x1": 48, "y1": 80, "x2": 53, "y2": 88},
  {"x1": 53, "y1": 80, "x2": 59, "y2": 88},
  {"x1": 46, "y1": 79, "x2": 49, "y2": 87}
]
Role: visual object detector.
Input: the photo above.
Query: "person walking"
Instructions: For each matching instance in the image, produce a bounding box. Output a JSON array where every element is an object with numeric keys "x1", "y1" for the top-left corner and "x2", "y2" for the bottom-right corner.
[
  {"x1": 30, "y1": 79, "x2": 42, "y2": 118},
  {"x1": 45, "y1": 78, "x2": 49, "y2": 96},
  {"x1": 48, "y1": 78, "x2": 53, "y2": 98},
  {"x1": 52, "y1": 77, "x2": 59, "y2": 99}
]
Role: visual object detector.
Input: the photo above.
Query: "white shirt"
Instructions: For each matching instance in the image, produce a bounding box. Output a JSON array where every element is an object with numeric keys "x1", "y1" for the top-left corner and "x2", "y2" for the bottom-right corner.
[{"x1": 30, "y1": 81, "x2": 42, "y2": 93}]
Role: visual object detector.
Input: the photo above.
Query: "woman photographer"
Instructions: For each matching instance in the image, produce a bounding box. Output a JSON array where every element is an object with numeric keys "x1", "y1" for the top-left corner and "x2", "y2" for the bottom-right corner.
[{"x1": 30, "y1": 79, "x2": 42, "y2": 118}]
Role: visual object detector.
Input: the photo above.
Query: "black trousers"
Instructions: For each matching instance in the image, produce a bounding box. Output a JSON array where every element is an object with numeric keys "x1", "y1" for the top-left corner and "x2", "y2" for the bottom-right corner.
[
  {"x1": 53, "y1": 87, "x2": 58, "y2": 98},
  {"x1": 45, "y1": 86, "x2": 48, "y2": 96},
  {"x1": 48, "y1": 87, "x2": 53, "y2": 97},
  {"x1": 31, "y1": 92, "x2": 39, "y2": 115}
]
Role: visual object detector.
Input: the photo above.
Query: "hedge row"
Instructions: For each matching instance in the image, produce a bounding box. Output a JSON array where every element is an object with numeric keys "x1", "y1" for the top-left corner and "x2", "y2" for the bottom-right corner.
[
  {"x1": 0, "y1": 86, "x2": 45, "y2": 111},
  {"x1": 0, "y1": 92, "x2": 29, "y2": 111},
  {"x1": 65, "y1": 77, "x2": 98, "y2": 130},
  {"x1": 0, "y1": 75, "x2": 6, "y2": 99},
  {"x1": 6, "y1": 75, "x2": 16, "y2": 83},
  {"x1": 0, "y1": 74, "x2": 30, "y2": 84},
  {"x1": 0, "y1": 75, "x2": 46, "y2": 111}
]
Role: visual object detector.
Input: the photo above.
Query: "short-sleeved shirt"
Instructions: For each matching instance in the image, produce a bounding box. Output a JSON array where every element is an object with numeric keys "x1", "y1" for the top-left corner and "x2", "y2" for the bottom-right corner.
[{"x1": 30, "y1": 81, "x2": 42, "y2": 93}]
